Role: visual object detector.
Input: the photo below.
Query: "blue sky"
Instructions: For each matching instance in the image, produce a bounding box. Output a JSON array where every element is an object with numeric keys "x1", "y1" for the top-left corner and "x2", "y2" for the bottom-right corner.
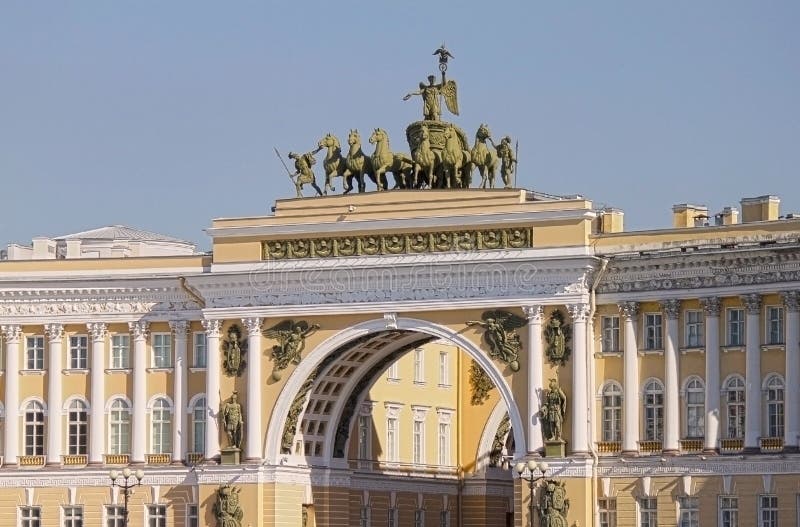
[{"x1": 1, "y1": 2, "x2": 798, "y2": 250}]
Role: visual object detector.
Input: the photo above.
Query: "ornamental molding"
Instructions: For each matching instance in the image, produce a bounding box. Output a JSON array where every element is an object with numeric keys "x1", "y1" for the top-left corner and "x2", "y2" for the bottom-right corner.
[{"x1": 597, "y1": 458, "x2": 800, "y2": 477}]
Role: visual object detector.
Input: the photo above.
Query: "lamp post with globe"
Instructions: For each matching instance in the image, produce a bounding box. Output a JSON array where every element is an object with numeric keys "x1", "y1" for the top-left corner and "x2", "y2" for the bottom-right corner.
[
  {"x1": 109, "y1": 468, "x2": 144, "y2": 527},
  {"x1": 515, "y1": 460, "x2": 548, "y2": 527}
]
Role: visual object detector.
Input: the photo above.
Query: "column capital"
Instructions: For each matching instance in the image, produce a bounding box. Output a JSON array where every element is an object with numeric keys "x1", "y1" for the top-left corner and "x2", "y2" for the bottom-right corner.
[
  {"x1": 522, "y1": 305, "x2": 543, "y2": 322},
  {"x1": 45, "y1": 323, "x2": 65, "y2": 342},
  {"x1": 660, "y1": 299, "x2": 681, "y2": 320},
  {"x1": 87, "y1": 322, "x2": 107, "y2": 341},
  {"x1": 741, "y1": 293, "x2": 762, "y2": 315},
  {"x1": 0, "y1": 324, "x2": 22, "y2": 343},
  {"x1": 128, "y1": 321, "x2": 149, "y2": 341},
  {"x1": 242, "y1": 317, "x2": 263, "y2": 336},
  {"x1": 782, "y1": 291, "x2": 800, "y2": 313},
  {"x1": 202, "y1": 319, "x2": 222, "y2": 338},
  {"x1": 566, "y1": 303, "x2": 590, "y2": 322},
  {"x1": 699, "y1": 297, "x2": 721, "y2": 317},
  {"x1": 169, "y1": 320, "x2": 190, "y2": 337},
  {"x1": 618, "y1": 301, "x2": 639, "y2": 320}
]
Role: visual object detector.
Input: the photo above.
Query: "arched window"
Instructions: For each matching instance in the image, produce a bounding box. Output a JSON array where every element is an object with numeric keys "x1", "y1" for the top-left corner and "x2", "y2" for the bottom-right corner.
[
  {"x1": 24, "y1": 401, "x2": 45, "y2": 456},
  {"x1": 67, "y1": 400, "x2": 88, "y2": 455},
  {"x1": 151, "y1": 398, "x2": 172, "y2": 454},
  {"x1": 724, "y1": 376, "x2": 745, "y2": 439},
  {"x1": 765, "y1": 375, "x2": 785, "y2": 438},
  {"x1": 643, "y1": 380, "x2": 664, "y2": 441},
  {"x1": 109, "y1": 399, "x2": 131, "y2": 454},
  {"x1": 191, "y1": 397, "x2": 206, "y2": 454},
  {"x1": 685, "y1": 377, "x2": 705, "y2": 438},
  {"x1": 601, "y1": 382, "x2": 623, "y2": 442}
]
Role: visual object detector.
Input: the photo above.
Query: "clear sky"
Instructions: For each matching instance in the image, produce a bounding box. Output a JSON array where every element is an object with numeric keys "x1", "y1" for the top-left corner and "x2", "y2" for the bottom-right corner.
[{"x1": 1, "y1": 2, "x2": 798, "y2": 250}]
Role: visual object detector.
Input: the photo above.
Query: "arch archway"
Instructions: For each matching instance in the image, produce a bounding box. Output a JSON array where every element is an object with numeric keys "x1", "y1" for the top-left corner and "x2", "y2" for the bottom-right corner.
[{"x1": 264, "y1": 316, "x2": 527, "y2": 464}]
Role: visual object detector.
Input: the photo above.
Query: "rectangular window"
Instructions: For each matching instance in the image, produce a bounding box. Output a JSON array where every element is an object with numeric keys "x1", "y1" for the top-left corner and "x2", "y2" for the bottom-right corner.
[
  {"x1": 719, "y1": 496, "x2": 738, "y2": 527},
  {"x1": 759, "y1": 495, "x2": 778, "y2": 527},
  {"x1": 187, "y1": 505, "x2": 198, "y2": 527},
  {"x1": 439, "y1": 351, "x2": 449, "y2": 386},
  {"x1": 63, "y1": 506, "x2": 84, "y2": 527},
  {"x1": 69, "y1": 335, "x2": 88, "y2": 369},
  {"x1": 415, "y1": 509, "x2": 425, "y2": 527},
  {"x1": 413, "y1": 419, "x2": 425, "y2": 464},
  {"x1": 387, "y1": 361, "x2": 400, "y2": 381},
  {"x1": 601, "y1": 316, "x2": 620, "y2": 353},
  {"x1": 685, "y1": 310, "x2": 704, "y2": 348},
  {"x1": 152, "y1": 334, "x2": 172, "y2": 368},
  {"x1": 644, "y1": 314, "x2": 663, "y2": 350},
  {"x1": 686, "y1": 388, "x2": 705, "y2": 438},
  {"x1": 728, "y1": 308, "x2": 745, "y2": 346},
  {"x1": 106, "y1": 506, "x2": 125, "y2": 527},
  {"x1": 387, "y1": 417, "x2": 398, "y2": 462},
  {"x1": 111, "y1": 335, "x2": 130, "y2": 369},
  {"x1": 357, "y1": 415, "x2": 371, "y2": 460},
  {"x1": 147, "y1": 505, "x2": 167, "y2": 527},
  {"x1": 440, "y1": 510, "x2": 450, "y2": 527},
  {"x1": 388, "y1": 508, "x2": 399, "y2": 527},
  {"x1": 414, "y1": 348, "x2": 424, "y2": 384},
  {"x1": 193, "y1": 332, "x2": 207, "y2": 368},
  {"x1": 360, "y1": 506, "x2": 370, "y2": 527},
  {"x1": 678, "y1": 496, "x2": 699, "y2": 527},
  {"x1": 767, "y1": 306, "x2": 785, "y2": 345},
  {"x1": 26, "y1": 336, "x2": 45, "y2": 370},
  {"x1": 20, "y1": 507, "x2": 41, "y2": 527},
  {"x1": 599, "y1": 498, "x2": 616, "y2": 527},
  {"x1": 438, "y1": 422, "x2": 451, "y2": 466},
  {"x1": 639, "y1": 497, "x2": 657, "y2": 527}
]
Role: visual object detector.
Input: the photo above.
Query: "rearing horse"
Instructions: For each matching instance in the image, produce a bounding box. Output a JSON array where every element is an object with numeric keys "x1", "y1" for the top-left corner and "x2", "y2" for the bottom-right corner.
[
  {"x1": 470, "y1": 123, "x2": 498, "y2": 189},
  {"x1": 317, "y1": 133, "x2": 346, "y2": 195},
  {"x1": 369, "y1": 128, "x2": 415, "y2": 190},
  {"x1": 343, "y1": 129, "x2": 375, "y2": 193}
]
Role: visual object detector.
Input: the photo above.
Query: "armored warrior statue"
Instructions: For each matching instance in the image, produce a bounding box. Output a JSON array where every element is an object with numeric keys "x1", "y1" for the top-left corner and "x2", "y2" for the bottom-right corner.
[
  {"x1": 221, "y1": 391, "x2": 244, "y2": 450},
  {"x1": 541, "y1": 378, "x2": 567, "y2": 441},
  {"x1": 496, "y1": 136, "x2": 516, "y2": 188},
  {"x1": 288, "y1": 150, "x2": 324, "y2": 198}
]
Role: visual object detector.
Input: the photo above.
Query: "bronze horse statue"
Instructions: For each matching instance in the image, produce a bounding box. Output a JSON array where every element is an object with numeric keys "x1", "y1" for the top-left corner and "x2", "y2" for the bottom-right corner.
[
  {"x1": 317, "y1": 133, "x2": 346, "y2": 195},
  {"x1": 369, "y1": 128, "x2": 415, "y2": 190},
  {"x1": 441, "y1": 124, "x2": 471, "y2": 188},
  {"x1": 343, "y1": 129, "x2": 376, "y2": 193},
  {"x1": 470, "y1": 123, "x2": 499, "y2": 189},
  {"x1": 412, "y1": 125, "x2": 439, "y2": 189}
]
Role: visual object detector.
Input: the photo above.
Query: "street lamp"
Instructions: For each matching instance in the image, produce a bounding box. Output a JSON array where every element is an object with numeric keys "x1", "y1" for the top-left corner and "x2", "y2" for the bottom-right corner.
[
  {"x1": 515, "y1": 459, "x2": 548, "y2": 527},
  {"x1": 109, "y1": 468, "x2": 144, "y2": 527}
]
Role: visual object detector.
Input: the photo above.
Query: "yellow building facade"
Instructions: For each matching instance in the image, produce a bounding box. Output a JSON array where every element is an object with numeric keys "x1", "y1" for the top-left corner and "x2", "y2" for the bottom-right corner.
[{"x1": 1, "y1": 189, "x2": 799, "y2": 526}]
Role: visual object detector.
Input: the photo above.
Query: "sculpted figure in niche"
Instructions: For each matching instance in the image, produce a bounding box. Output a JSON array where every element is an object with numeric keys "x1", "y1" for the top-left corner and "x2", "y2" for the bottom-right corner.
[
  {"x1": 541, "y1": 378, "x2": 567, "y2": 441},
  {"x1": 221, "y1": 391, "x2": 244, "y2": 449}
]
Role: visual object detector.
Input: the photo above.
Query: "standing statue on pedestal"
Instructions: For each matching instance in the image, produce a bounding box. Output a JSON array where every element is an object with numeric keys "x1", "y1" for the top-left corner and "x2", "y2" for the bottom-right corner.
[
  {"x1": 495, "y1": 136, "x2": 516, "y2": 189},
  {"x1": 541, "y1": 378, "x2": 567, "y2": 441},
  {"x1": 403, "y1": 44, "x2": 459, "y2": 121},
  {"x1": 221, "y1": 391, "x2": 244, "y2": 450}
]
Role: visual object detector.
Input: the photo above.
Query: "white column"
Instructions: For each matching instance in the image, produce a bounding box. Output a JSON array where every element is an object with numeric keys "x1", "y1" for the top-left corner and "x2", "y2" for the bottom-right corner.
[
  {"x1": 743, "y1": 294, "x2": 762, "y2": 451},
  {"x1": 88, "y1": 323, "x2": 107, "y2": 464},
  {"x1": 203, "y1": 319, "x2": 222, "y2": 460},
  {"x1": 661, "y1": 299, "x2": 681, "y2": 453},
  {"x1": 243, "y1": 317, "x2": 262, "y2": 460},
  {"x1": 700, "y1": 297, "x2": 721, "y2": 452},
  {"x1": 567, "y1": 303, "x2": 590, "y2": 455},
  {"x1": 1, "y1": 325, "x2": 21, "y2": 464},
  {"x1": 129, "y1": 321, "x2": 149, "y2": 463},
  {"x1": 170, "y1": 321, "x2": 189, "y2": 463},
  {"x1": 618, "y1": 302, "x2": 640, "y2": 454},
  {"x1": 783, "y1": 292, "x2": 800, "y2": 451},
  {"x1": 522, "y1": 306, "x2": 544, "y2": 454},
  {"x1": 45, "y1": 324, "x2": 64, "y2": 464}
]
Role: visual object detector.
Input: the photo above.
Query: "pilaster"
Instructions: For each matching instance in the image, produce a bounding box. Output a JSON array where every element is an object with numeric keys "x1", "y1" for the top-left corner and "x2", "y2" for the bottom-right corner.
[
  {"x1": 170, "y1": 320, "x2": 189, "y2": 463},
  {"x1": 45, "y1": 323, "x2": 65, "y2": 464},
  {"x1": 88, "y1": 322, "x2": 107, "y2": 464},
  {"x1": 742, "y1": 293, "x2": 762, "y2": 451},
  {"x1": 567, "y1": 303, "x2": 590, "y2": 455},
  {"x1": 242, "y1": 317, "x2": 262, "y2": 460},
  {"x1": 783, "y1": 292, "x2": 800, "y2": 451},
  {"x1": 618, "y1": 302, "x2": 640, "y2": 454},
  {"x1": 1, "y1": 325, "x2": 22, "y2": 464},
  {"x1": 203, "y1": 319, "x2": 222, "y2": 461},
  {"x1": 129, "y1": 321, "x2": 149, "y2": 463},
  {"x1": 700, "y1": 297, "x2": 721, "y2": 453},
  {"x1": 661, "y1": 299, "x2": 681, "y2": 454}
]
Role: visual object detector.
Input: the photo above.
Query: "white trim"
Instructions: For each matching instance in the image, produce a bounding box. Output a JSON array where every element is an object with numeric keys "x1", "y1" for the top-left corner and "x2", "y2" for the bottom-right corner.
[
  {"x1": 146, "y1": 394, "x2": 175, "y2": 413},
  {"x1": 62, "y1": 395, "x2": 91, "y2": 412},
  {"x1": 105, "y1": 395, "x2": 133, "y2": 412},
  {"x1": 186, "y1": 393, "x2": 207, "y2": 413},
  {"x1": 20, "y1": 396, "x2": 47, "y2": 414},
  {"x1": 681, "y1": 375, "x2": 705, "y2": 397},
  {"x1": 761, "y1": 372, "x2": 785, "y2": 391},
  {"x1": 597, "y1": 379, "x2": 623, "y2": 399}
]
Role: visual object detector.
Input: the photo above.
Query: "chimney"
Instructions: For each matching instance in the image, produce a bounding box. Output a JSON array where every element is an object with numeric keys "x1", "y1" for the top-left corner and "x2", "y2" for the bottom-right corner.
[
  {"x1": 31, "y1": 237, "x2": 57, "y2": 259},
  {"x1": 740, "y1": 195, "x2": 780, "y2": 222},
  {"x1": 672, "y1": 204, "x2": 708, "y2": 228},
  {"x1": 714, "y1": 207, "x2": 739, "y2": 226},
  {"x1": 598, "y1": 208, "x2": 624, "y2": 233},
  {"x1": 65, "y1": 239, "x2": 82, "y2": 259}
]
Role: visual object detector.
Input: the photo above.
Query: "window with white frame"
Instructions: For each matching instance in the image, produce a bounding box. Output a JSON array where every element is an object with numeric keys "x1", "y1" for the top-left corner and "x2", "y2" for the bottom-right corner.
[
  {"x1": 414, "y1": 509, "x2": 425, "y2": 527},
  {"x1": 387, "y1": 361, "x2": 400, "y2": 381},
  {"x1": 719, "y1": 496, "x2": 738, "y2": 527},
  {"x1": 388, "y1": 508, "x2": 399, "y2": 527},
  {"x1": 413, "y1": 419, "x2": 425, "y2": 464},
  {"x1": 766, "y1": 306, "x2": 784, "y2": 345},
  {"x1": 678, "y1": 496, "x2": 699, "y2": 527},
  {"x1": 685, "y1": 310, "x2": 704, "y2": 348},
  {"x1": 357, "y1": 415, "x2": 371, "y2": 461},
  {"x1": 644, "y1": 314, "x2": 663, "y2": 350},
  {"x1": 147, "y1": 505, "x2": 167, "y2": 527},
  {"x1": 601, "y1": 316, "x2": 620, "y2": 353},
  {"x1": 439, "y1": 351, "x2": 449, "y2": 386},
  {"x1": 109, "y1": 399, "x2": 131, "y2": 454},
  {"x1": 725, "y1": 376, "x2": 746, "y2": 439},
  {"x1": 727, "y1": 308, "x2": 745, "y2": 346},
  {"x1": 19, "y1": 506, "x2": 41, "y2": 527},
  {"x1": 106, "y1": 505, "x2": 125, "y2": 527},
  {"x1": 151, "y1": 398, "x2": 172, "y2": 454},
  {"x1": 110, "y1": 335, "x2": 130, "y2": 369},
  {"x1": 439, "y1": 510, "x2": 450, "y2": 527},
  {"x1": 191, "y1": 397, "x2": 206, "y2": 455},
  {"x1": 602, "y1": 382, "x2": 623, "y2": 442},
  {"x1": 685, "y1": 377, "x2": 705, "y2": 438},
  {"x1": 639, "y1": 497, "x2": 657, "y2": 527},
  {"x1": 387, "y1": 417, "x2": 399, "y2": 462},
  {"x1": 414, "y1": 348, "x2": 424, "y2": 384},
  {"x1": 67, "y1": 399, "x2": 88, "y2": 455},
  {"x1": 151, "y1": 334, "x2": 172, "y2": 368},
  {"x1": 26, "y1": 336, "x2": 45, "y2": 370},
  {"x1": 69, "y1": 335, "x2": 88, "y2": 369},
  {"x1": 359, "y1": 506, "x2": 370, "y2": 527},
  {"x1": 193, "y1": 332, "x2": 207, "y2": 368},
  {"x1": 63, "y1": 506, "x2": 84, "y2": 527},
  {"x1": 187, "y1": 504, "x2": 198, "y2": 527},
  {"x1": 765, "y1": 375, "x2": 785, "y2": 438},
  {"x1": 643, "y1": 380, "x2": 664, "y2": 441},
  {"x1": 25, "y1": 400, "x2": 45, "y2": 456},
  {"x1": 438, "y1": 421, "x2": 451, "y2": 466},
  {"x1": 599, "y1": 498, "x2": 616, "y2": 527},
  {"x1": 758, "y1": 495, "x2": 778, "y2": 527}
]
